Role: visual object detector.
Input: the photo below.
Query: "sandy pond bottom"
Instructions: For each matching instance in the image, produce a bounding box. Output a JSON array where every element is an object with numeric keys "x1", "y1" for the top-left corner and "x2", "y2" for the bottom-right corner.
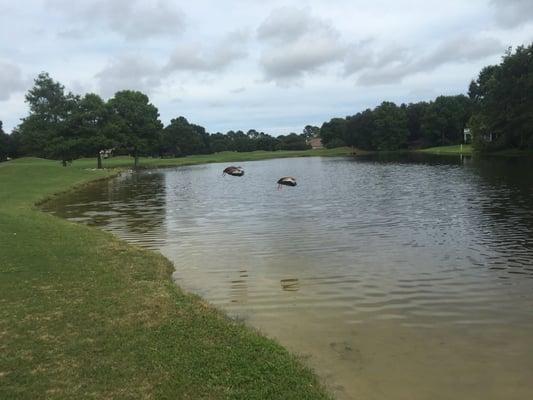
[{"x1": 44, "y1": 155, "x2": 533, "y2": 399}]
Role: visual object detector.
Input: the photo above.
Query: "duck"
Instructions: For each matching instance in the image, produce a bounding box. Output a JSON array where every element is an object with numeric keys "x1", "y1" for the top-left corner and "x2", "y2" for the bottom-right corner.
[
  {"x1": 223, "y1": 166, "x2": 244, "y2": 177},
  {"x1": 277, "y1": 176, "x2": 297, "y2": 189}
]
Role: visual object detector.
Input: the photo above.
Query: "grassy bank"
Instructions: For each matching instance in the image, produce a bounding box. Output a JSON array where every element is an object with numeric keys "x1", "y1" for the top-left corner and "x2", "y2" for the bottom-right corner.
[
  {"x1": 417, "y1": 144, "x2": 473, "y2": 155},
  {"x1": 0, "y1": 156, "x2": 332, "y2": 399},
  {"x1": 417, "y1": 144, "x2": 533, "y2": 157},
  {"x1": 74, "y1": 147, "x2": 354, "y2": 170}
]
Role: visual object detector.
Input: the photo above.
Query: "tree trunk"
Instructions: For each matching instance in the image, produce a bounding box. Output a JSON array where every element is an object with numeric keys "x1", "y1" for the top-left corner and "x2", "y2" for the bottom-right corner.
[{"x1": 97, "y1": 153, "x2": 102, "y2": 169}]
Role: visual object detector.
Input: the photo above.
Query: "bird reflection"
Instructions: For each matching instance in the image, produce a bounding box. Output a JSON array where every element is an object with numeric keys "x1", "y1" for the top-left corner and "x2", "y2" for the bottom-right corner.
[{"x1": 280, "y1": 278, "x2": 300, "y2": 292}]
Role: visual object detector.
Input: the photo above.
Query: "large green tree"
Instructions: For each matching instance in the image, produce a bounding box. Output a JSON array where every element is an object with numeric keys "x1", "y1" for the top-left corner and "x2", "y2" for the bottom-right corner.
[
  {"x1": 160, "y1": 116, "x2": 209, "y2": 156},
  {"x1": 104, "y1": 90, "x2": 163, "y2": 167},
  {"x1": 66, "y1": 93, "x2": 112, "y2": 168},
  {"x1": 17, "y1": 72, "x2": 78, "y2": 159},
  {"x1": 469, "y1": 44, "x2": 533, "y2": 150}
]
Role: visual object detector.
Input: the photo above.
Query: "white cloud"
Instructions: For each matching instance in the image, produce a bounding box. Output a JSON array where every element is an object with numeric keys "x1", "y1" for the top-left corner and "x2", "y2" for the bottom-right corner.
[
  {"x1": 353, "y1": 35, "x2": 505, "y2": 86},
  {"x1": 491, "y1": 0, "x2": 533, "y2": 28},
  {"x1": 258, "y1": 6, "x2": 326, "y2": 42},
  {"x1": 95, "y1": 55, "x2": 162, "y2": 97},
  {"x1": 0, "y1": 0, "x2": 529, "y2": 133},
  {"x1": 164, "y1": 31, "x2": 249, "y2": 73},
  {"x1": 47, "y1": 0, "x2": 186, "y2": 40}
]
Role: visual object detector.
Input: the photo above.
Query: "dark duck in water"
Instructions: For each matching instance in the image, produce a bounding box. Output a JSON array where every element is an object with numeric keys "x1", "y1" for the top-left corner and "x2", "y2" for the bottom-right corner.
[
  {"x1": 277, "y1": 176, "x2": 297, "y2": 189},
  {"x1": 223, "y1": 166, "x2": 245, "y2": 176}
]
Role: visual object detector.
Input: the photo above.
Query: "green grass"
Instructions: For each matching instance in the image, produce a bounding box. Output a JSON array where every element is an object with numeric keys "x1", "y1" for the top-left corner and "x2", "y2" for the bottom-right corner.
[
  {"x1": 72, "y1": 147, "x2": 354, "y2": 170},
  {"x1": 416, "y1": 144, "x2": 533, "y2": 157},
  {"x1": 0, "y1": 156, "x2": 332, "y2": 399},
  {"x1": 417, "y1": 144, "x2": 473, "y2": 155}
]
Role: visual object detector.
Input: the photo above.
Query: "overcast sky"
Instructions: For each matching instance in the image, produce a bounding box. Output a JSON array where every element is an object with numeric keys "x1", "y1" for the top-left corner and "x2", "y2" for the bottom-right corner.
[{"x1": 1, "y1": 0, "x2": 532, "y2": 134}]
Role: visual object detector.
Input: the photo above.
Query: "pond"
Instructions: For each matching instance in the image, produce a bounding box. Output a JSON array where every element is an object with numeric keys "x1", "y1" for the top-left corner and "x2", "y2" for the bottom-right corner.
[{"x1": 43, "y1": 154, "x2": 533, "y2": 400}]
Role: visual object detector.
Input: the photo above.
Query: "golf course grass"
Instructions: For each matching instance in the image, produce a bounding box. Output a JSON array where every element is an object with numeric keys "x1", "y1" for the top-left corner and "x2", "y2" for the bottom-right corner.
[
  {"x1": 77, "y1": 147, "x2": 354, "y2": 170},
  {"x1": 418, "y1": 144, "x2": 473, "y2": 155},
  {"x1": 0, "y1": 152, "x2": 338, "y2": 399}
]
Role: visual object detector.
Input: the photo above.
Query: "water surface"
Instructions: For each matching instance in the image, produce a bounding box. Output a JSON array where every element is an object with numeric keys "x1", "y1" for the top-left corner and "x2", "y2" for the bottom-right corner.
[{"x1": 44, "y1": 155, "x2": 533, "y2": 399}]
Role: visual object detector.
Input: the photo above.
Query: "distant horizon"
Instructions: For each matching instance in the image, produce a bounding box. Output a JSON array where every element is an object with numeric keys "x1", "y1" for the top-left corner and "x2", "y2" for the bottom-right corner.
[{"x1": 1, "y1": 0, "x2": 532, "y2": 134}]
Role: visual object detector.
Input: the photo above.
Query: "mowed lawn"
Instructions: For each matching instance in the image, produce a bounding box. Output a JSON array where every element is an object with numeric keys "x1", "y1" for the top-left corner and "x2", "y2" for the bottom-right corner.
[
  {"x1": 0, "y1": 155, "x2": 334, "y2": 400},
  {"x1": 75, "y1": 147, "x2": 354, "y2": 170},
  {"x1": 418, "y1": 144, "x2": 473, "y2": 155}
]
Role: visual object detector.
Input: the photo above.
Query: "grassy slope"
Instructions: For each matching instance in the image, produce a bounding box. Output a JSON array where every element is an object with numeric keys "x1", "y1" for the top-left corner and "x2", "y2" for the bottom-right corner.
[{"x1": 0, "y1": 155, "x2": 333, "y2": 400}]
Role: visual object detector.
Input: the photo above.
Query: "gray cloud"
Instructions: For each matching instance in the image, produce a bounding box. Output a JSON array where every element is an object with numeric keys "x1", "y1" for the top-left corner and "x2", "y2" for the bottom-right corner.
[
  {"x1": 48, "y1": 0, "x2": 186, "y2": 40},
  {"x1": 0, "y1": 61, "x2": 26, "y2": 101},
  {"x1": 95, "y1": 31, "x2": 248, "y2": 96},
  {"x1": 491, "y1": 0, "x2": 533, "y2": 28},
  {"x1": 353, "y1": 36, "x2": 504, "y2": 86},
  {"x1": 257, "y1": 7, "x2": 346, "y2": 85},
  {"x1": 258, "y1": 6, "x2": 331, "y2": 42},
  {"x1": 95, "y1": 55, "x2": 161, "y2": 97},
  {"x1": 164, "y1": 31, "x2": 249, "y2": 73}
]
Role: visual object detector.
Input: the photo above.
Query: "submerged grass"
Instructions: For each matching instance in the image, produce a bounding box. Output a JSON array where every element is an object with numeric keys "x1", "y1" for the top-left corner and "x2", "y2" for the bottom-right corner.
[{"x1": 0, "y1": 155, "x2": 333, "y2": 399}]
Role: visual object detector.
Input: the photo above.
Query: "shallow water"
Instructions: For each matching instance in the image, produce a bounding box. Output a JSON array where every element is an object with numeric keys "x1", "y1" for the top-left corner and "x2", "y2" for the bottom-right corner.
[{"x1": 44, "y1": 154, "x2": 533, "y2": 399}]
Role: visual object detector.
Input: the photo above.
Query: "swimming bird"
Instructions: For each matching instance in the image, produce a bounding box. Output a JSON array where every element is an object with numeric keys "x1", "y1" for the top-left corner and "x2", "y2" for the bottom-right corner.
[
  {"x1": 277, "y1": 176, "x2": 297, "y2": 189},
  {"x1": 223, "y1": 166, "x2": 244, "y2": 177}
]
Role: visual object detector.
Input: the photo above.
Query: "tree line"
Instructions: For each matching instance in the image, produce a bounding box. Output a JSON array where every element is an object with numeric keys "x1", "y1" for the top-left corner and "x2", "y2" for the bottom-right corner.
[
  {"x1": 318, "y1": 43, "x2": 532, "y2": 151},
  {"x1": 320, "y1": 95, "x2": 472, "y2": 151},
  {"x1": 0, "y1": 43, "x2": 531, "y2": 163},
  {"x1": 0, "y1": 73, "x2": 310, "y2": 165}
]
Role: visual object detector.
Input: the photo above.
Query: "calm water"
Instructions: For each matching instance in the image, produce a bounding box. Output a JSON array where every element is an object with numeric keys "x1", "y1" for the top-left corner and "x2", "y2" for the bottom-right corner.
[{"x1": 44, "y1": 154, "x2": 533, "y2": 399}]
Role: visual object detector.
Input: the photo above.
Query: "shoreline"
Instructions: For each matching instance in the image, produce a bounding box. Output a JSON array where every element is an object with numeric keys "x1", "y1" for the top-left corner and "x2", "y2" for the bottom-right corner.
[{"x1": 0, "y1": 154, "x2": 334, "y2": 399}]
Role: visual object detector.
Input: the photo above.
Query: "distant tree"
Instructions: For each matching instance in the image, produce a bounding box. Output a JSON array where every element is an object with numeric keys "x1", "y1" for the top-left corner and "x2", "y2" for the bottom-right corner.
[
  {"x1": 256, "y1": 133, "x2": 280, "y2": 151},
  {"x1": 160, "y1": 116, "x2": 209, "y2": 157},
  {"x1": 209, "y1": 132, "x2": 232, "y2": 153},
  {"x1": 105, "y1": 90, "x2": 163, "y2": 167},
  {"x1": 229, "y1": 130, "x2": 256, "y2": 152},
  {"x1": 320, "y1": 118, "x2": 347, "y2": 147},
  {"x1": 345, "y1": 109, "x2": 375, "y2": 150},
  {"x1": 371, "y1": 102, "x2": 408, "y2": 150},
  {"x1": 0, "y1": 121, "x2": 10, "y2": 161},
  {"x1": 404, "y1": 101, "x2": 430, "y2": 147},
  {"x1": 246, "y1": 129, "x2": 260, "y2": 139},
  {"x1": 421, "y1": 95, "x2": 471, "y2": 147},
  {"x1": 302, "y1": 125, "x2": 320, "y2": 139},
  {"x1": 277, "y1": 133, "x2": 310, "y2": 150}
]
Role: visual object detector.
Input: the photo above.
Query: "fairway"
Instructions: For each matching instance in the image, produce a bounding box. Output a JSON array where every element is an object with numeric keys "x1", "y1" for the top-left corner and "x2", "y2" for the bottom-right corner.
[
  {"x1": 0, "y1": 155, "x2": 333, "y2": 399},
  {"x1": 418, "y1": 144, "x2": 473, "y2": 155}
]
